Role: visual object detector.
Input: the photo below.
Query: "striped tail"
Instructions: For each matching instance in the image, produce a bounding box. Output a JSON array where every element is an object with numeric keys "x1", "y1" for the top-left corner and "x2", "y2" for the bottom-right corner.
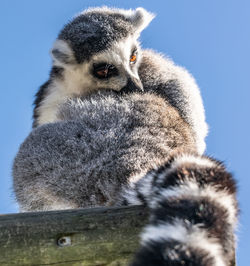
[{"x1": 122, "y1": 153, "x2": 238, "y2": 266}]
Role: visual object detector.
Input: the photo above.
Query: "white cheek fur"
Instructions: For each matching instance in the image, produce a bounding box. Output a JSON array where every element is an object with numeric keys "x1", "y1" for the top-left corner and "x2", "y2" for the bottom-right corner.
[{"x1": 37, "y1": 37, "x2": 141, "y2": 125}]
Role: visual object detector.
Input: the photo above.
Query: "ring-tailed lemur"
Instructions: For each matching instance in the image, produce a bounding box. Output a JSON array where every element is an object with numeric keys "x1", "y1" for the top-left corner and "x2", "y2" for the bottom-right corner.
[
  {"x1": 14, "y1": 7, "x2": 238, "y2": 266},
  {"x1": 33, "y1": 6, "x2": 207, "y2": 154}
]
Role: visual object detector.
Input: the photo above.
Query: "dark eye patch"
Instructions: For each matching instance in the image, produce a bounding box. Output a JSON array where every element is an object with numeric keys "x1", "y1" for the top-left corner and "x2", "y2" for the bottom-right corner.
[{"x1": 93, "y1": 63, "x2": 118, "y2": 79}]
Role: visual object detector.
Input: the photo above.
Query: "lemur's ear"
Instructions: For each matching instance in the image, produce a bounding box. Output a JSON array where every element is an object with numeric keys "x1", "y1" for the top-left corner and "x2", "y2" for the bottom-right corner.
[
  {"x1": 51, "y1": 39, "x2": 76, "y2": 66},
  {"x1": 130, "y1": 8, "x2": 155, "y2": 34}
]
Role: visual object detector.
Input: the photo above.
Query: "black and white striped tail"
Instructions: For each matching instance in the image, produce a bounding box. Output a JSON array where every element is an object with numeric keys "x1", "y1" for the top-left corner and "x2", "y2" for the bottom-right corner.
[{"x1": 122, "y1": 153, "x2": 238, "y2": 266}]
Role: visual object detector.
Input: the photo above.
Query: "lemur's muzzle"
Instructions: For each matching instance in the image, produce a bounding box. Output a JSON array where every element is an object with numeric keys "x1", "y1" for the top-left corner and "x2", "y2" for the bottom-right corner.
[{"x1": 120, "y1": 77, "x2": 143, "y2": 94}]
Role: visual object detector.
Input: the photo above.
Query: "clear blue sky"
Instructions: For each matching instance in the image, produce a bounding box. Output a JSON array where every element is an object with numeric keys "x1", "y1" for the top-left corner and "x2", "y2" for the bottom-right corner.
[{"x1": 0, "y1": 0, "x2": 249, "y2": 264}]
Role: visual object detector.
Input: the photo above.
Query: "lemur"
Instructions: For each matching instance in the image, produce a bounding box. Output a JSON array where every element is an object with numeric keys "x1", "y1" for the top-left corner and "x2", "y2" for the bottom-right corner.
[
  {"x1": 14, "y1": 7, "x2": 238, "y2": 265},
  {"x1": 33, "y1": 7, "x2": 207, "y2": 154}
]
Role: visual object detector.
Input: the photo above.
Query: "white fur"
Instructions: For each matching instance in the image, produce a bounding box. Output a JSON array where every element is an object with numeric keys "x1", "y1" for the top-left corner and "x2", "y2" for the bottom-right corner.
[
  {"x1": 122, "y1": 170, "x2": 157, "y2": 205},
  {"x1": 172, "y1": 154, "x2": 216, "y2": 169},
  {"x1": 37, "y1": 36, "x2": 141, "y2": 126},
  {"x1": 51, "y1": 39, "x2": 75, "y2": 66},
  {"x1": 141, "y1": 220, "x2": 188, "y2": 244},
  {"x1": 135, "y1": 172, "x2": 155, "y2": 200},
  {"x1": 91, "y1": 36, "x2": 142, "y2": 90},
  {"x1": 152, "y1": 155, "x2": 216, "y2": 188},
  {"x1": 130, "y1": 8, "x2": 155, "y2": 34},
  {"x1": 122, "y1": 186, "x2": 142, "y2": 205},
  {"x1": 151, "y1": 181, "x2": 237, "y2": 227},
  {"x1": 141, "y1": 220, "x2": 226, "y2": 266},
  {"x1": 128, "y1": 169, "x2": 149, "y2": 184}
]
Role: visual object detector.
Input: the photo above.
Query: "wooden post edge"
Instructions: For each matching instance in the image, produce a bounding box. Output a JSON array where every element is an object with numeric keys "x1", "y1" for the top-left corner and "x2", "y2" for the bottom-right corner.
[{"x1": 0, "y1": 205, "x2": 148, "y2": 266}]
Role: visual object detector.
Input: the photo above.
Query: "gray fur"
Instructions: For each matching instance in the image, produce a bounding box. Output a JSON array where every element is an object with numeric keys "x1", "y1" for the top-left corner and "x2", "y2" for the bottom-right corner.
[
  {"x1": 33, "y1": 7, "x2": 207, "y2": 155},
  {"x1": 34, "y1": 49, "x2": 207, "y2": 152},
  {"x1": 13, "y1": 92, "x2": 196, "y2": 211},
  {"x1": 139, "y1": 50, "x2": 208, "y2": 154},
  {"x1": 20, "y1": 6, "x2": 208, "y2": 211},
  {"x1": 33, "y1": 7, "x2": 154, "y2": 127},
  {"x1": 54, "y1": 7, "x2": 154, "y2": 64},
  {"x1": 13, "y1": 7, "x2": 237, "y2": 264}
]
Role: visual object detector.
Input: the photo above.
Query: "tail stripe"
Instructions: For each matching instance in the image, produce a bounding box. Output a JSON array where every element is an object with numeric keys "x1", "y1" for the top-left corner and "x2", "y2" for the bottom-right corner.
[
  {"x1": 141, "y1": 220, "x2": 226, "y2": 266},
  {"x1": 127, "y1": 154, "x2": 238, "y2": 266}
]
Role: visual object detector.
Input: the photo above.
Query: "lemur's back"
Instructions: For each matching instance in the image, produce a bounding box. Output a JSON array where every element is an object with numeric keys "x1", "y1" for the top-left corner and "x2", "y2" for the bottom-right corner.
[{"x1": 13, "y1": 91, "x2": 196, "y2": 210}]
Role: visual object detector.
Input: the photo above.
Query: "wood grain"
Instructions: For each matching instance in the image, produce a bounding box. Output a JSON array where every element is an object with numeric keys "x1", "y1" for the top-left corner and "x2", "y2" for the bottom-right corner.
[{"x1": 0, "y1": 205, "x2": 148, "y2": 266}]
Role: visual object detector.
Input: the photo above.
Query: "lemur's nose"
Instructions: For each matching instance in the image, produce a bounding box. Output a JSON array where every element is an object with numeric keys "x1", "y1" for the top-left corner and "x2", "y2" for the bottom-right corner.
[{"x1": 120, "y1": 77, "x2": 144, "y2": 94}]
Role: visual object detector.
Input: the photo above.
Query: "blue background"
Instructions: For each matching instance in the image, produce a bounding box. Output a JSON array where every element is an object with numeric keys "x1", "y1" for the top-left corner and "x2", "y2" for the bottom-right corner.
[{"x1": 0, "y1": 0, "x2": 249, "y2": 264}]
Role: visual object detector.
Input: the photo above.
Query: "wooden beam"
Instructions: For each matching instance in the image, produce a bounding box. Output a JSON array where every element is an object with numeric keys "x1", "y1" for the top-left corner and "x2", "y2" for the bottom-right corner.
[{"x1": 0, "y1": 205, "x2": 148, "y2": 266}]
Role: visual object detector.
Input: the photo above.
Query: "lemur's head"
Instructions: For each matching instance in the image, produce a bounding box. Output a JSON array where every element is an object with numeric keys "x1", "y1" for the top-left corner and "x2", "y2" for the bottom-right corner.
[{"x1": 51, "y1": 7, "x2": 154, "y2": 94}]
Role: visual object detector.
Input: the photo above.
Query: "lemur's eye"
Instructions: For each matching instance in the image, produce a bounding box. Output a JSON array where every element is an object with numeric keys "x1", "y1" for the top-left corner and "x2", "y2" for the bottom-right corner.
[
  {"x1": 93, "y1": 63, "x2": 118, "y2": 79},
  {"x1": 130, "y1": 50, "x2": 138, "y2": 64}
]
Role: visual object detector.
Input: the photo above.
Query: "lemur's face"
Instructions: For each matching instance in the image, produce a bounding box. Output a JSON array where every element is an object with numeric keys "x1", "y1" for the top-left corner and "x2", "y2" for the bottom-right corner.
[
  {"x1": 50, "y1": 7, "x2": 154, "y2": 96},
  {"x1": 90, "y1": 36, "x2": 143, "y2": 93},
  {"x1": 51, "y1": 36, "x2": 143, "y2": 96},
  {"x1": 34, "y1": 7, "x2": 155, "y2": 126}
]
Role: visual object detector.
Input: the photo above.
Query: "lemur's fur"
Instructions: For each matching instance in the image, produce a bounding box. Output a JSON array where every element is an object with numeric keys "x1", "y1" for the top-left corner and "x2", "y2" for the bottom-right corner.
[
  {"x1": 33, "y1": 7, "x2": 207, "y2": 154},
  {"x1": 14, "y1": 7, "x2": 238, "y2": 266},
  {"x1": 124, "y1": 154, "x2": 237, "y2": 266}
]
